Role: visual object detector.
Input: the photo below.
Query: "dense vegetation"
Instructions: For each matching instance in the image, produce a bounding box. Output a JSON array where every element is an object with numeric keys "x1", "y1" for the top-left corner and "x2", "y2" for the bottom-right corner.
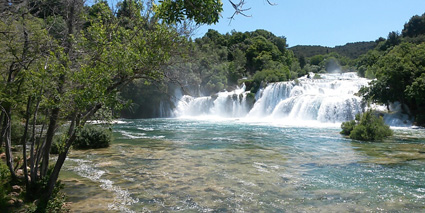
[
  {"x1": 0, "y1": 0, "x2": 223, "y2": 210},
  {"x1": 73, "y1": 125, "x2": 112, "y2": 149},
  {"x1": 356, "y1": 12, "x2": 425, "y2": 126},
  {"x1": 290, "y1": 41, "x2": 377, "y2": 59},
  {"x1": 341, "y1": 110, "x2": 393, "y2": 141}
]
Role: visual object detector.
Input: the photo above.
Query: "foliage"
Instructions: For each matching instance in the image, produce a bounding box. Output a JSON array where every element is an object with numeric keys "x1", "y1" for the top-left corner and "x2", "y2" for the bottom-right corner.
[
  {"x1": 251, "y1": 66, "x2": 290, "y2": 91},
  {"x1": 341, "y1": 111, "x2": 393, "y2": 141},
  {"x1": 245, "y1": 92, "x2": 256, "y2": 105},
  {"x1": 309, "y1": 54, "x2": 324, "y2": 66},
  {"x1": 405, "y1": 73, "x2": 425, "y2": 125},
  {"x1": 290, "y1": 42, "x2": 377, "y2": 59},
  {"x1": 405, "y1": 73, "x2": 425, "y2": 107},
  {"x1": 51, "y1": 133, "x2": 67, "y2": 154},
  {"x1": 297, "y1": 52, "x2": 354, "y2": 74},
  {"x1": 73, "y1": 125, "x2": 112, "y2": 149},
  {"x1": 313, "y1": 73, "x2": 322, "y2": 79},
  {"x1": 0, "y1": 0, "x2": 224, "y2": 208},
  {"x1": 340, "y1": 119, "x2": 356, "y2": 135},
  {"x1": 45, "y1": 191, "x2": 69, "y2": 213},
  {"x1": 359, "y1": 42, "x2": 425, "y2": 125},
  {"x1": 156, "y1": 0, "x2": 223, "y2": 24},
  {"x1": 0, "y1": 162, "x2": 11, "y2": 209},
  {"x1": 194, "y1": 30, "x2": 295, "y2": 93},
  {"x1": 28, "y1": 167, "x2": 69, "y2": 212},
  {"x1": 352, "y1": 12, "x2": 425, "y2": 126},
  {"x1": 402, "y1": 12, "x2": 425, "y2": 38},
  {"x1": 11, "y1": 119, "x2": 25, "y2": 145},
  {"x1": 355, "y1": 49, "x2": 381, "y2": 78}
]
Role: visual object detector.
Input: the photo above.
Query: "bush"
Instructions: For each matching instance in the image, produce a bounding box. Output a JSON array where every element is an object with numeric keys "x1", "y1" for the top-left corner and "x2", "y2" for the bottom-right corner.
[
  {"x1": 73, "y1": 125, "x2": 112, "y2": 149},
  {"x1": 51, "y1": 135, "x2": 66, "y2": 154},
  {"x1": 313, "y1": 73, "x2": 322, "y2": 79},
  {"x1": 341, "y1": 110, "x2": 393, "y2": 141},
  {"x1": 340, "y1": 119, "x2": 356, "y2": 135},
  {"x1": 0, "y1": 162, "x2": 11, "y2": 209}
]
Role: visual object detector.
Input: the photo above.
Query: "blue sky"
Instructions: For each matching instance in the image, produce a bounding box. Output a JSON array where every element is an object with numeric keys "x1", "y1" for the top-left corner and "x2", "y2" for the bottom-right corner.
[{"x1": 194, "y1": 0, "x2": 425, "y2": 47}]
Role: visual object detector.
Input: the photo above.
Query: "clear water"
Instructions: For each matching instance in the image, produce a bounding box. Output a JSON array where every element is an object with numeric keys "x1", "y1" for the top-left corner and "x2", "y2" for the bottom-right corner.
[{"x1": 61, "y1": 118, "x2": 425, "y2": 212}]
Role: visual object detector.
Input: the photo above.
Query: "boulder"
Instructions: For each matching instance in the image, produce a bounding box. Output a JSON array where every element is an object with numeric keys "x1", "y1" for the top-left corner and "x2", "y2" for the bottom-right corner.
[
  {"x1": 16, "y1": 169, "x2": 24, "y2": 177},
  {"x1": 8, "y1": 192, "x2": 19, "y2": 197},
  {"x1": 12, "y1": 185, "x2": 22, "y2": 193},
  {"x1": 7, "y1": 199, "x2": 15, "y2": 206}
]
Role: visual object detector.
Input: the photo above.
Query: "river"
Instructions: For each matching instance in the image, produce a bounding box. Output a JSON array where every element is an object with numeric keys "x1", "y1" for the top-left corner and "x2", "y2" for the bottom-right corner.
[
  {"x1": 60, "y1": 73, "x2": 425, "y2": 212},
  {"x1": 61, "y1": 118, "x2": 425, "y2": 212}
]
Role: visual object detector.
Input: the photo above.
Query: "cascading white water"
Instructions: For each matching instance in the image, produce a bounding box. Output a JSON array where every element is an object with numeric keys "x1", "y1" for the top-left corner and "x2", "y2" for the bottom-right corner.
[
  {"x1": 248, "y1": 73, "x2": 368, "y2": 123},
  {"x1": 174, "y1": 85, "x2": 250, "y2": 118},
  {"x1": 173, "y1": 72, "x2": 411, "y2": 126}
]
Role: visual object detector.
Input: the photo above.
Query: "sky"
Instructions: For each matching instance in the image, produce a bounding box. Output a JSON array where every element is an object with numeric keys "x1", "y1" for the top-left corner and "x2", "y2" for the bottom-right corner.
[{"x1": 193, "y1": 0, "x2": 425, "y2": 47}]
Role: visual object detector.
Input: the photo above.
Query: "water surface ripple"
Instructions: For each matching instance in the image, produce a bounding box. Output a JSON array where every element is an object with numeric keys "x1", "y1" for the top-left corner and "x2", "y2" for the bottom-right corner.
[{"x1": 61, "y1": 118, "x2": 425, "y2": 212}]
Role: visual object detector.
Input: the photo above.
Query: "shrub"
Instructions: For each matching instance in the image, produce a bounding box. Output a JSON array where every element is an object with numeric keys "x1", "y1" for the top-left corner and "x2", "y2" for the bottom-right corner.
[
  {"x1": 73, "y1": 125, "x2": 112, "y2": 149},
  {"x1": 0, "y1": 162, "x2": 11, "y2": 209},
  {"x1": 340, "y1": 119, "x2": 356, "y2": 135},
  {"x1": 341, "y1": 110, "x2": 393, "y2": 141},
  {"x1": 51, "y1": 135, "x2": 66, "y2": 154},
  {"x1": 313, "y1": 73, "x2": 322, "y2": 79}
]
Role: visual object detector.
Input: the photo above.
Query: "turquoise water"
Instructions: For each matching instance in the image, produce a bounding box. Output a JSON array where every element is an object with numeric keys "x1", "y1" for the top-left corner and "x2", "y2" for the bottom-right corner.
[{"x1": 61, "y1": 118, "x2": 425, "y2": 212}]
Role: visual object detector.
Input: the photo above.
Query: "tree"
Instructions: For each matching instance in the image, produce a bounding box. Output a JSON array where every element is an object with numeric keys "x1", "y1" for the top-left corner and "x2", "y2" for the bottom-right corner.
[
  {"x1": 155, "y1": 0, "x2": 223, "y2": 24},
  {"x1": 360, "y1": 42, "x2": 425, "y2": 125},
  {"x1": 405, "y1": 73, "x2": 425, "y2": 124},
  {"x1": 402, "y1": 13, "x2": 425, "y2": 38},
  {"x1": 156, "y1": 0, "x2": 276, "y2": 25},
  {"x1": 1, "y1": 0, "x2": 224, "y2": 210},
  {"x1": 0, "y1": 1, "x2": 55, "y2": 181},
  {"x1": 310, "y1": 54, "x2": 324, "y2": 66}
]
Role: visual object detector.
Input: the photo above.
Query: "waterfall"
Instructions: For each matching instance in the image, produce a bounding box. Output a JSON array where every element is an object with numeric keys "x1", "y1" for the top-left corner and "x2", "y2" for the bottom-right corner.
[
  {"x1": 174, "y1": 85, "x2": 250, "y2": 118},
  {"x1": 172, "y1": 72, "x2": 411, "y2": 126},
  {"x1": 248, "y1": 73, "x2": 368, "y2": 123}
]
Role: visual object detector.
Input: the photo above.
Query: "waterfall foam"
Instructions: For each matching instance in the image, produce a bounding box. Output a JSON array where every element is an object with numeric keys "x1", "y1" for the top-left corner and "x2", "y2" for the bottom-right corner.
[
  {"x1": 174, "y1": 85, "x2": 250, "y2": 118},
  {"x1": 173, "y1": 72, "x2": 411, "y2": 126}
]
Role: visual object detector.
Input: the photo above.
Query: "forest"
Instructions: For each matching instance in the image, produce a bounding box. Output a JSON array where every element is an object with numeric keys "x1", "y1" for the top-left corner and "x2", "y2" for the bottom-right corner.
[{"x1": 1, "y1": 0, "x2": 425, "y2": 211}]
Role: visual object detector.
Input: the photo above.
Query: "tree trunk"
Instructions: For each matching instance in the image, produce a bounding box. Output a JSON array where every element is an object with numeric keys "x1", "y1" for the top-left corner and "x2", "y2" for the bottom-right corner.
[
  {"x1": 3, "y1": 106, "x2": 16, "y2": 179},
  {"x1": 30, "y1": 99, "x2": 40, "y2": 186},
  {"x1": 43, "y1": 132, "x2": 76, "y2": 202},
  {"x1": 33, "y1": 121, "x2": 45, "y2": 184},
  {"x1": 0, "y1": 111, "x2": 4, "y2": 148},
  {"x1": 21, "y1": 96, "x2": 31, "y2": 192},
  {"x1": 42, "y1": 112, "x2": 78, "y2": 203},
  {"x1": 40, "y1": 106, "x2": 60, "y2": 178}
]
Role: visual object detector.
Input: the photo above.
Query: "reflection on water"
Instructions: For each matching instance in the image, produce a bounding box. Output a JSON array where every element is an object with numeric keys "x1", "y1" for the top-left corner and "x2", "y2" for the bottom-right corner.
[{"x1": 61, "y1": 119, "x2": 425, "y2": 212}]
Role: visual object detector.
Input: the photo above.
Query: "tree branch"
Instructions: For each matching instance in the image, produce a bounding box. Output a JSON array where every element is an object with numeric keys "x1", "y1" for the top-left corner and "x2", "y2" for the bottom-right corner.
[{"x1": 228, "y1": 0, "x2": 276, "y2": 24}]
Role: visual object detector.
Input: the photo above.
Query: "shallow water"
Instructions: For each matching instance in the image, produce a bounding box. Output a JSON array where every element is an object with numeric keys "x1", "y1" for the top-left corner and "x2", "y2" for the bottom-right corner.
[{"x1": 61, "y1": 118, "x2": 425, "y2": 212}]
